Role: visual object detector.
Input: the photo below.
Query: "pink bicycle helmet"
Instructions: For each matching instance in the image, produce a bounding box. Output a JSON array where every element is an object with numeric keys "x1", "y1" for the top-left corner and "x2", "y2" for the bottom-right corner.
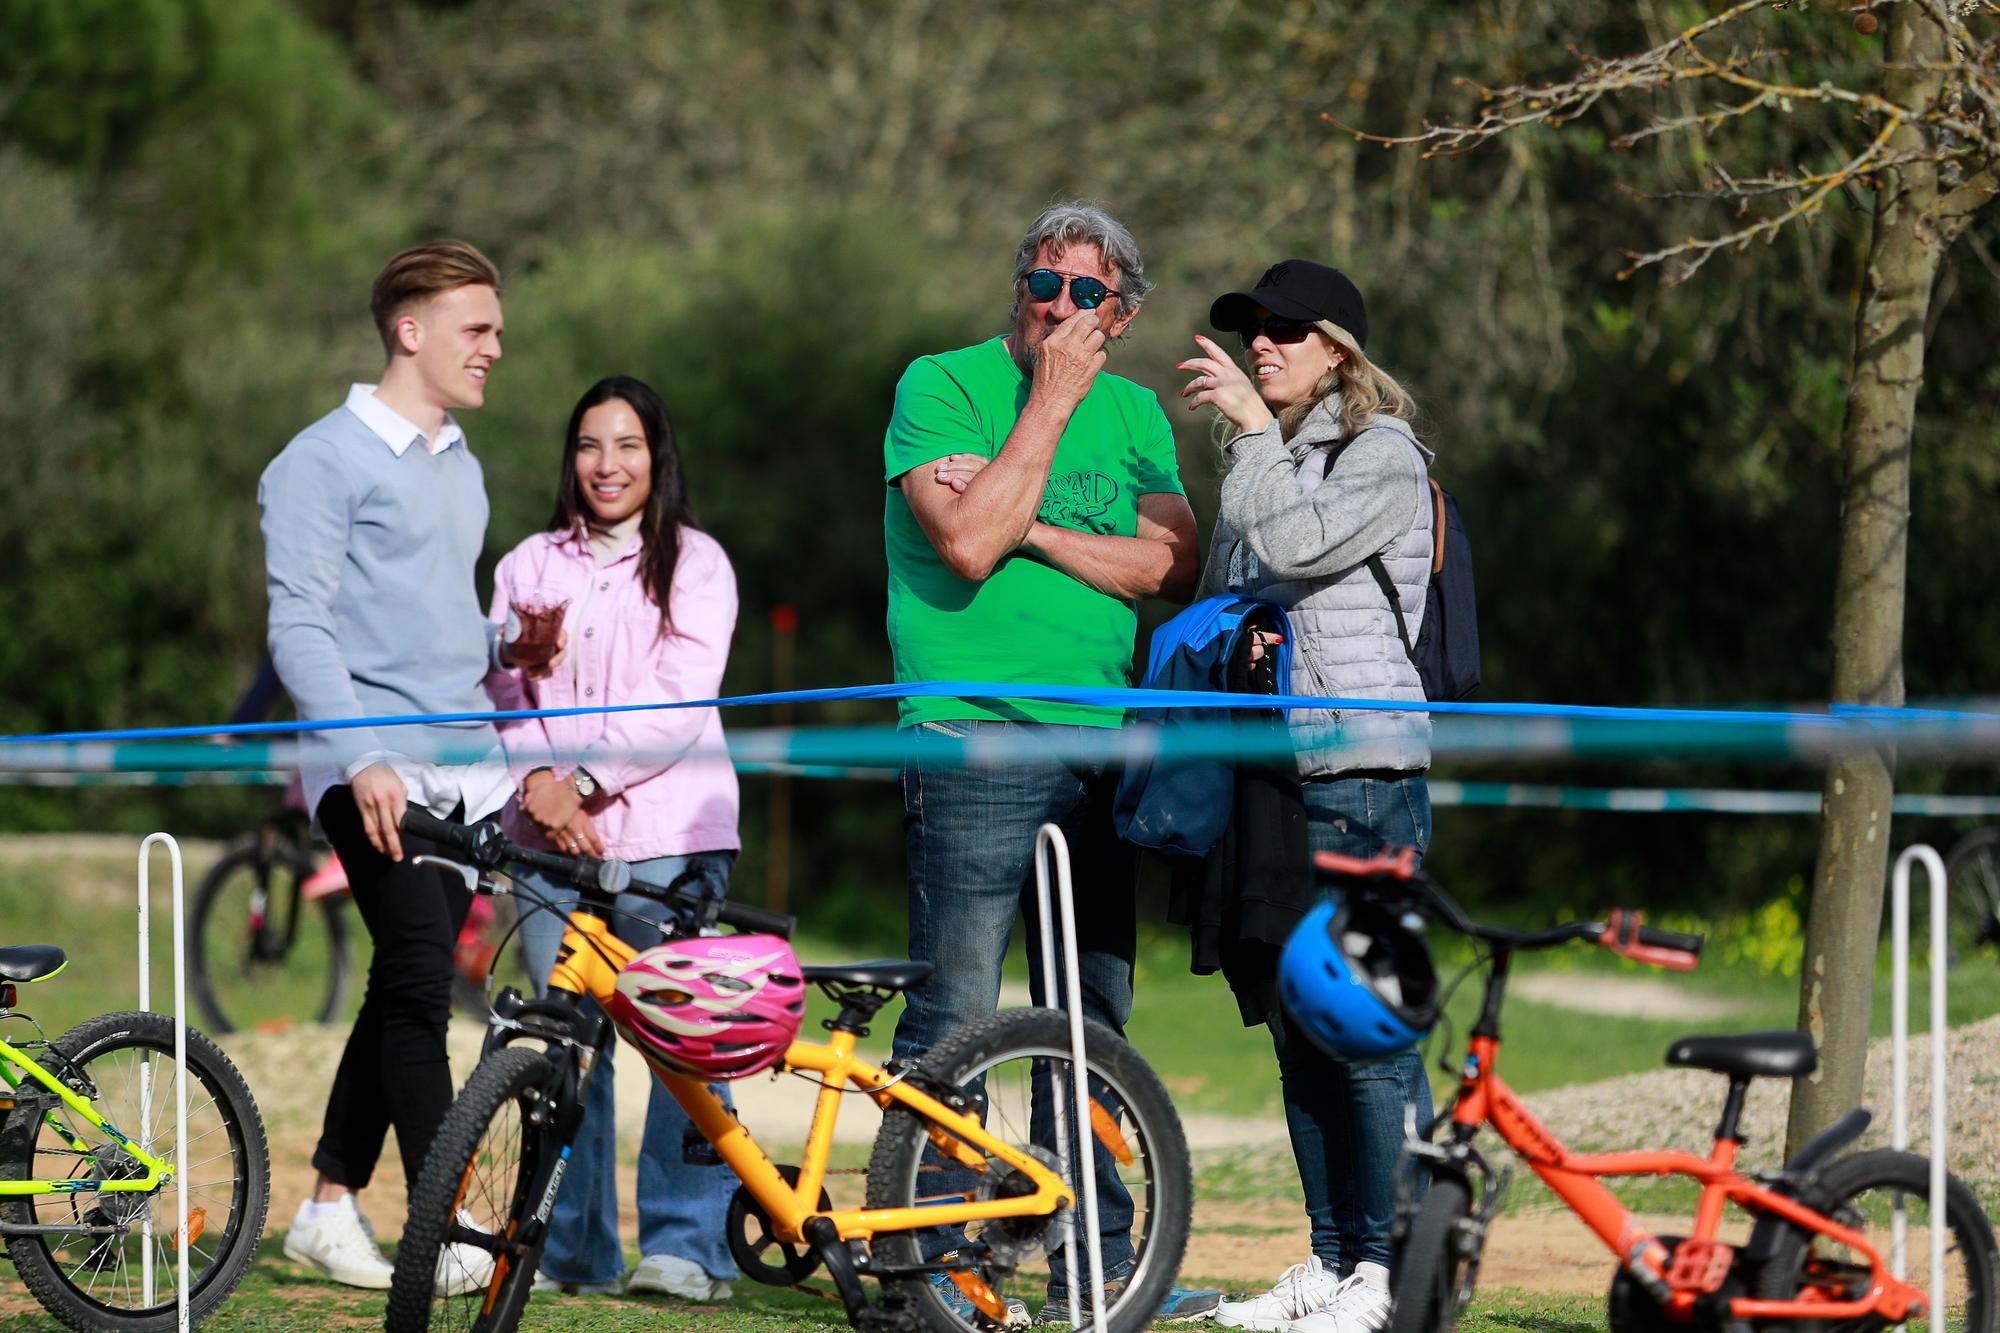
[{"x1": 608, "y1": 935, "x2": 807, "y2": 1080}]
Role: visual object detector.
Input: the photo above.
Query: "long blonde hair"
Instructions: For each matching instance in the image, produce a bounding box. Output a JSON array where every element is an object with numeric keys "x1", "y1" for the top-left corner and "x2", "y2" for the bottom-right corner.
[{"x1": 1277, "y1": 324, "x2": 1418, "y2": 443}]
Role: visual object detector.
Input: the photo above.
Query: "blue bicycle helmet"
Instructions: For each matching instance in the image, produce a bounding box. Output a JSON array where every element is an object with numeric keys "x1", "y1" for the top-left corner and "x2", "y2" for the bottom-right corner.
[{"x1": 1279, "y1": 894, "x2": 1440, "y2": 1058}]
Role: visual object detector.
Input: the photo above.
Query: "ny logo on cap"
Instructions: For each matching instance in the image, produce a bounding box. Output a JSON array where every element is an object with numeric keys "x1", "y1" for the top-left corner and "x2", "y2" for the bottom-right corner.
[{"x1": 1260, "y1": 262, "x2": 1291, "y2": 287}]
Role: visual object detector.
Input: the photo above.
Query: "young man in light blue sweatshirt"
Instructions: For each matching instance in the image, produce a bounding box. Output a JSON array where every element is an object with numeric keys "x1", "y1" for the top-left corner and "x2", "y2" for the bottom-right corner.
[{"x1": 259, "y1": 240, "x2": 537, "y2": 1296}]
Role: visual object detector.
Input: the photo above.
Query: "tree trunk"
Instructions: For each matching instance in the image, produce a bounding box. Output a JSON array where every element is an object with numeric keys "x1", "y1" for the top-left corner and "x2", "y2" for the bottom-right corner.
[{"x1": 1786, "y1": 4, "x2": 1949, "y2": 1155}]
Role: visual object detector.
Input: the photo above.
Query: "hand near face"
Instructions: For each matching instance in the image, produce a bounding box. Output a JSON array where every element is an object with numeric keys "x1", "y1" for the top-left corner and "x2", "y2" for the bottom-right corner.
[
  {"x1": 1177, "y1": 335, "x2": 1274, "y2": 436},
  {"x1": 931, "y1": 453, "x2": 991, "y2": 494},
  {"x1": 1030, "y1": 309, "x2": 1109, "y2": 411}
]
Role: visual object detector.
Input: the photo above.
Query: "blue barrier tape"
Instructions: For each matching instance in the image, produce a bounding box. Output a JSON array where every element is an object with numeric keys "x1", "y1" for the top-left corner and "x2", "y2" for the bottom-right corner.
[
  {"x1": 0, "y1": 770, "x2": 292, "y2": 788},
  {"x1": 8, "y1": 711, "x2": 2000, "y2": 775},
  {"x1": 4, "y1": 680, "x2": 1998, "y2": 748},
  {"x1": 4, "y1": 762, "x2": 1995, "y2": 818}
]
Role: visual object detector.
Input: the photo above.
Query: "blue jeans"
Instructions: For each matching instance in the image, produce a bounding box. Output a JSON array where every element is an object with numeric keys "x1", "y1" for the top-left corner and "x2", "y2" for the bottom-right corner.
[
  {"x1": 892, "y1": 720, "x2": 1138, "y2": 1284},
  {"x1": 1279, "y1": 773, "x2": 1435, "y2": 1273},
  {"x1": 514, "y1": 852, "x2": 740, "y2": 1286}
]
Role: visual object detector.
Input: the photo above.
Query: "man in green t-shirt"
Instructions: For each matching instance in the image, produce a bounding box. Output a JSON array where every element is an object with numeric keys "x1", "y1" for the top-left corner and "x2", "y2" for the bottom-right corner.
[{"x1": 881, "y1": 201, "x2": 1217, "y2": 1325}]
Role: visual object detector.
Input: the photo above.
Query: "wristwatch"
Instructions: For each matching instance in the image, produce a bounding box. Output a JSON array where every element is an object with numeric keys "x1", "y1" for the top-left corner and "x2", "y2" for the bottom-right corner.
[{"x1": 570, "y1": 766, "x2": 598, "y2": 800}]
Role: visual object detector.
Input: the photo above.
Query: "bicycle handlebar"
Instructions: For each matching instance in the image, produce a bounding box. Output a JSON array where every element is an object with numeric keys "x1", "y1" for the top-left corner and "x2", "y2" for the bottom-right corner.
[
  {"x1": 1310, "y1": 848, "x2": 1705, "y2": 968},
  {"x1": 1600, "y1": 911, "x2": 1704, "y2": 971},
  {"x1": 399, "y1": 807, "x2": 796, "y2": 938}
]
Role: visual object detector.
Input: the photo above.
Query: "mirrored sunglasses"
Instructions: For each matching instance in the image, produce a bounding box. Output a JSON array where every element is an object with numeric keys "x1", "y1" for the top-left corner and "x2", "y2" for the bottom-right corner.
[{"x1": 1024, "y1": 268, "x2": 1119, "y2": 311}]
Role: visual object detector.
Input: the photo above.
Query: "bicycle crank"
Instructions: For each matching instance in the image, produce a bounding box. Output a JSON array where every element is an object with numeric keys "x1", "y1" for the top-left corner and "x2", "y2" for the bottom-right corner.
[
  {"x1": 974, "y1": 1144, "x2": 1066, "y2": 1266},
  {"x1": 727, "y1": 1164, "x2": 832, "y2": 1286}
]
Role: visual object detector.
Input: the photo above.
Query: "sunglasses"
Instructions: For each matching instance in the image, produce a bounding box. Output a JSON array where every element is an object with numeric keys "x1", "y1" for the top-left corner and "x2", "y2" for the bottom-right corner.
[
  {"x1": 1024, "y1": 268, "x2": 1120, "y2": 311},
  {"x1": 1236, "y1": 315, "x2": 1317, "y2": 349}
]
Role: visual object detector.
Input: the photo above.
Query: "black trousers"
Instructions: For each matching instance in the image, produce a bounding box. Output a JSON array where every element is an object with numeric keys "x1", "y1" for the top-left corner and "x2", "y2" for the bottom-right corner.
[{"x1": 312, "y1": 787, "x2": 472, "y2": 1191}]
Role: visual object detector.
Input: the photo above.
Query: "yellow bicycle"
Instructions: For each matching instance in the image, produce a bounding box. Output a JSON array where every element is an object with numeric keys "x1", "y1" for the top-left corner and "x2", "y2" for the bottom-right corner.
[{"x1": 382, "y1": 810, "x2": 1191, "y2": 1333}]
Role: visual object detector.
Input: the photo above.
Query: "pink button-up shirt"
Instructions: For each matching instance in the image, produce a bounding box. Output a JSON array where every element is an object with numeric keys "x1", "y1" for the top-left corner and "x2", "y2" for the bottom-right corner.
[{"x1": 484, "y1": 525, "x2": 740, "y2": 860}]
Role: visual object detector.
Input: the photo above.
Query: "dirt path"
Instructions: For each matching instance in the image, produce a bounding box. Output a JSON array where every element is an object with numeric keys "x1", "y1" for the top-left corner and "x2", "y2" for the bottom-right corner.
[
  {"x1": 1190, "y1": 1199, "x2": 1658, "y2": 1293},
  {"x1": 1510, "y1": 971, "x2": 1746, "y2": 1020}
]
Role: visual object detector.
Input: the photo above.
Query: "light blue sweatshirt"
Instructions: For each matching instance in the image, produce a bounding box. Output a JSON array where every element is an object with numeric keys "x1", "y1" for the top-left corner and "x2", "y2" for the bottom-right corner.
[{"x1": 258, "y1": 398, "x2": 503, "y2": 798}]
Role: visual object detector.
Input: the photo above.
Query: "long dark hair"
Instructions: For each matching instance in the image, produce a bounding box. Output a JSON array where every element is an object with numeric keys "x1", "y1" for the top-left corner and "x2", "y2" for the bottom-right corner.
[{"x1": 546, "y1": 375, "x2": 699, "y2": 637}]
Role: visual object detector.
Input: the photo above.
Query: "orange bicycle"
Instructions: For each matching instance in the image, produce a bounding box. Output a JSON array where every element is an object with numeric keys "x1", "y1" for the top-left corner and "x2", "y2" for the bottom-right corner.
[
  {"x1": 1300, "y1": 849, "x2": 1999, "y2": 1333},
  {"x1": 382, "y1": 809, "x2": 1192, "y2": 1333}
]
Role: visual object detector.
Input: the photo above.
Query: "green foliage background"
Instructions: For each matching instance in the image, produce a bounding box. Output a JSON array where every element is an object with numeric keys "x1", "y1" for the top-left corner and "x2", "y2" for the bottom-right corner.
[{"x1": 2, "y1": 0, "x2": 1995, "y2": 925}]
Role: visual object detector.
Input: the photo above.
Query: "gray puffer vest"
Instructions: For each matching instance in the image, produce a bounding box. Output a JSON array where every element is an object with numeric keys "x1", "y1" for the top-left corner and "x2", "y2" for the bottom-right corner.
[{"x1": 1199, "y1": 398, "x2": 1434, "y2": 777}]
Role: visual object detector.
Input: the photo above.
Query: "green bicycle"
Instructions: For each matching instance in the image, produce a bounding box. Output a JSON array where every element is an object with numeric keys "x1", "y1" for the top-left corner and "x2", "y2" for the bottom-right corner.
[{"x1": 0, "y1": 945, "x2": 270, "y2": 1331}]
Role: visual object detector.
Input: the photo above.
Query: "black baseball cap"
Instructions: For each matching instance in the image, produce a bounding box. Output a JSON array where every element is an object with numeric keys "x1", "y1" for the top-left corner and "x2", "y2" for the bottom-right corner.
[{"x1": 1209, "y1": 260, "x2": 1368, "y2": 349}]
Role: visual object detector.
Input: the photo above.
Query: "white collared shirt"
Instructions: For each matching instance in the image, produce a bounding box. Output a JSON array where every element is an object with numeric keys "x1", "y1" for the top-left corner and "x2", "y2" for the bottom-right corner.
[{"x1": 345, "y1": 383, "x2": 466, "y2": 457}]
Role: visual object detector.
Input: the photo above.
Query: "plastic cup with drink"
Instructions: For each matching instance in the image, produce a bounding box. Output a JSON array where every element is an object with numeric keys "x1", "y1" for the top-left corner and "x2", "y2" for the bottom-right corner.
[{"x1": 505, "y1": 587, "x2": 569, "y2": 669}]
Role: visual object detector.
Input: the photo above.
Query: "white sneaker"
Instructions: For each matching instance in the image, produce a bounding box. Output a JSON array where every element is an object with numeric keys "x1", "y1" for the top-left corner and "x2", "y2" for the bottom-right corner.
[
  {"x1": 625, "y1": 1251, "x2": 734, "y2": 1301},
  {"x1": 531, "y1": 1273, "x2": 624, "y2": 1296},
  {"x1": 1291, "y1": 1263, "x2": 1391, "y2": 1333},
  {"x1": 435, "y1": 1210, "x2": 499, "y2": 1298},
  {"x1": 283, "y1": 1196, "x2": 395, "y2": 1290},
  {"x1": 1215, "y1": 1256, "x2": 1344, "y2": 1330}
]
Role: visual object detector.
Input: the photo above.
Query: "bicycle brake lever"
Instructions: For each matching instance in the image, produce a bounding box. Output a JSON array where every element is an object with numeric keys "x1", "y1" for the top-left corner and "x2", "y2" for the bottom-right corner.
[{"x1": 412, "y1": 854, "x2": 480, "y2": 895}]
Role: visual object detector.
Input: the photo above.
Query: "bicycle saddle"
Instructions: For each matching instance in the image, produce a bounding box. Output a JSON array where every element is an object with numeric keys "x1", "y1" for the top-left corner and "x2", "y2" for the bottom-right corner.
[
  {"x1": 1666, "y1": 1029, "x2": 1817, "y2": 1080},
  {"x1": 0, "y1": 945, "x2": 68, "y2": 983},
  {"x1": 800, "y1": 960, "x2": 934, "y2": 992}
]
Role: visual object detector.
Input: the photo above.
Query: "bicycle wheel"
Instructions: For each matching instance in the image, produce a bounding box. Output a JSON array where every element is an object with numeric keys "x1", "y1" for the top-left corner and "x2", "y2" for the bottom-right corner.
[
  {"x1": 1388, "y1": 1175, "x2": 1474, "y2": 1333},
  {"x1": 865, "y1": 1007, "x2": 1192, "y2": 1333},
  {"x1": 1946, "y1": 828, "x2": 2000, "y2": 967},
  {"x1": 1753, "y1": 1147, "x2": 1999, "y2": 1333},
  {"x1": 0, "y1": 1011, "x2": 270, "y2": 1332},
  {"x1": 384, "y1": 1046, "x2": 559, "y2": 1333},
  {"x1": 189, "y1": 835, "x2": 353, "y2": 1033}
]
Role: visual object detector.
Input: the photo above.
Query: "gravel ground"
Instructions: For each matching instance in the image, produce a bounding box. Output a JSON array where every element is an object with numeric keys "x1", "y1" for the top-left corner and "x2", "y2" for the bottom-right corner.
[{"x1": 1529, "y1": 1014, "x2": 2000, "y2": 1204}]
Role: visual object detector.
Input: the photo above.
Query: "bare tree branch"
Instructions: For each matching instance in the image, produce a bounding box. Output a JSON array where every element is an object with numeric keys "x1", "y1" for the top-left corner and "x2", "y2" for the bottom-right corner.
[{"x1": 1323, "y1": 0, "x2": 1996, "y2": 280}]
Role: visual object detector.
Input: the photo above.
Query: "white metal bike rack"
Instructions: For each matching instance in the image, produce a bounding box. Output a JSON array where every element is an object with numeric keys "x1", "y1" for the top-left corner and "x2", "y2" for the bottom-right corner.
[
  {"x1": 137, "y1": 833, "x2": 192, "y2": 1333},
  {"x1": 1888, "y1": 842, "x2": 1948, "y2": 1333},
  {"x1": 1032, "y1": 823, "x2": 1108, "y2": 1333}
]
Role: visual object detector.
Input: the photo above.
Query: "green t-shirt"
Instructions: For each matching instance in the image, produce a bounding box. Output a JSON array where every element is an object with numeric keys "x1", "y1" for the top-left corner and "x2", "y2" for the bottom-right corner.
[{"x1": 882, "y1": 335, "x2": 1185, "y2": 729}]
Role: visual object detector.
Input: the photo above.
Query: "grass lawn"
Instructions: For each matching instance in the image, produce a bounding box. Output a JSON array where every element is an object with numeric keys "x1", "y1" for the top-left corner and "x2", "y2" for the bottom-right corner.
[{"x1": 0, "y1": 1231, "x2": 1607, "y2": 1333}]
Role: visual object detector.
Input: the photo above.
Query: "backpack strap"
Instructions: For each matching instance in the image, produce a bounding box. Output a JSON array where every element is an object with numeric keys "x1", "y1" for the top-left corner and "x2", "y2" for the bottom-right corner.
[
  {"x1": 1365, "y1": 436, "x2": 1435, "y2": 664},
  {"x1": 1428, "y1": 477, "x2": 1446, "y2": 575},
  {"x1": 1367, "y1": 555, "x2": 1416, "y2": 661}
]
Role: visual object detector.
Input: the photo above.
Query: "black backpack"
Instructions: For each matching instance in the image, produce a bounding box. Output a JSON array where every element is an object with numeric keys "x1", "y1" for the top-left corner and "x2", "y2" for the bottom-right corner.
[{"x1": 1366, "y1": 478, "x2": 1481, "y2": 701}]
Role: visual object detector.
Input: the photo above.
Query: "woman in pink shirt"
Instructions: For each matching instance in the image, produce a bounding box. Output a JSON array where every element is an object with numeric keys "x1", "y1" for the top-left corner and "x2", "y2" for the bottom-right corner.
[{"x1": 485, "y1": 374, "x2": 742, "y2": 1302}]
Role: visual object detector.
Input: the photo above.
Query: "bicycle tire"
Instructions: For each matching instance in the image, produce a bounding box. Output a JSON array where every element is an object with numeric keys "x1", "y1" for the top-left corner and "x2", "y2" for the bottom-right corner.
[
  {"x1": 384, "y1": 1046, "x2": 559, "y2": 1333},
  {"x1": 1945, "y1": 827, "x2": 2000, "y2": 967},
  {"x1": 448, "y1": 896, "x2": 518, "y2": 1024},
  {"x1": 865, "y1": 1007, "x2": 1192, "y2": 1333},
  {"x1": 0, "y1": 1011, "x2": 270, "y2": 1332},
  {"x1": 189, "y1": 835, "x2": 352, "y2": 1034},
  {"x1": 1388, "y1": 1175, "x2": 1473, "y2": 1333},
  {"x1": 1751, "y1": 1147, "x2": 1999, "y2": 1333}
]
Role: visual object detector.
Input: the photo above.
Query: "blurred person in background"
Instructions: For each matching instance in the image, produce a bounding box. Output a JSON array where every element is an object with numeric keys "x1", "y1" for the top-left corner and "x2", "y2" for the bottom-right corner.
[
  {"x1": 259, "y1": 239, "x2": 512, "y2": 1296},
  {"x1": 486, "y1": 374, "x2": 743, "y2": 1304},
  {"x1": 883, "y1": 200, "x2": 1218, "y2": 1326},
  {"x1": 1178, "y1": 260, "x2": 1435, "y2": 1333}
]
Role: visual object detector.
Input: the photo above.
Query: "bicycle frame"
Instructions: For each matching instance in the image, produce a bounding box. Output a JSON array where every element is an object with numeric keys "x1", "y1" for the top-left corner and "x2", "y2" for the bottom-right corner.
[
  {"x1": 0, "y1": 1040, "x2": 174, "y2": 1199},
  {"x1": 540, "y1": 907, "x2": 1076, "y2": 1249},
  {"x1": 1447, "y1": 1031, "x2": 1927, "y2": 1324}
]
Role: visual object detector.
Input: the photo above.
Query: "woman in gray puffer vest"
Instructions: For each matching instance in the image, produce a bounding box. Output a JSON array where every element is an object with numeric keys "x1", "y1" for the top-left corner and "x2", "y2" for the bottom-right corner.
[{"x1": 1180, "y1": 260, "x2": 1433, "y2": 1333}]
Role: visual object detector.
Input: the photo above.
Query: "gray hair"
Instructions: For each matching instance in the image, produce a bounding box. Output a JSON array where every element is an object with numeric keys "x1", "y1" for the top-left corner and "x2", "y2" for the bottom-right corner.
[{"x1": 1008, "y1": 200, "x2": 1153, "y2": 324}]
